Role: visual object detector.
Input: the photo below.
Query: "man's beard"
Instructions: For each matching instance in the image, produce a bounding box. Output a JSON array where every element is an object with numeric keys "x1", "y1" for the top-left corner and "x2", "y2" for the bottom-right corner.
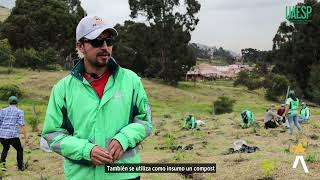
[
  {"x1": 85, "y1": 50, "x2": 111, "y2": 68},
  {"x1": 88, "y1": 58, "x2": 109, "y2": 67}
]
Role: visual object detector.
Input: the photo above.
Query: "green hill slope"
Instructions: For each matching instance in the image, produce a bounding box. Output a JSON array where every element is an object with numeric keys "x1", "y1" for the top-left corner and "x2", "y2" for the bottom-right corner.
[{"x1": 0, "y1": 67, "x2": 319, "y2": 179}]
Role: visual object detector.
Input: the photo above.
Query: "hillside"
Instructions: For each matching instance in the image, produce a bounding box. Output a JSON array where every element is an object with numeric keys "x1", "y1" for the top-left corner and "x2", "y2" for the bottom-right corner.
[
  {"x1": 0, "y1": 6, "x2": 9, "y2": 22},
  {"x1": 0, "y1": 67, "x2": 319, "y2": 179}
]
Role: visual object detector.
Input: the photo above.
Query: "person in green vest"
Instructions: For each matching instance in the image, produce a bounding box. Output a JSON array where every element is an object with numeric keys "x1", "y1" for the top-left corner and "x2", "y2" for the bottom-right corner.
[
  {"x1": 241, "y1": 110, "x2": 255, "y2": 128},
  {"x1": 42, "y1": 16, "x2": 153, "y2": 180},
  {"x1": 185, "y1": 115, "x2": 197, "y2": 129},
  {"x1": 297, "y1": 102, "x2": 310, "y2": 123},
  {"x1": 283, "y1": 90, "x2": 302, "y2": 135}
]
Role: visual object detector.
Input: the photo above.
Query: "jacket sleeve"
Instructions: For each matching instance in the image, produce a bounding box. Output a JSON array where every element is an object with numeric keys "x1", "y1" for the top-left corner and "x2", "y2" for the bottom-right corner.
[
  {"x1": 113, "y1": 78, "x2": 153, "y2": 151},
  {"x1": 41, "y1": 83, "x2": 96, "y2": 162},
  {"x1": 191, "y1": 117, "x2": 196, "y2": 129}
]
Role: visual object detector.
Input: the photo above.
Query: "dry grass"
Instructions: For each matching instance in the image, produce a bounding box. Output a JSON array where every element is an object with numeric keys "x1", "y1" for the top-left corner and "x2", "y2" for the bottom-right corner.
[{"x1": 0, "y1": 67, "x2": 319, "y2": 179}]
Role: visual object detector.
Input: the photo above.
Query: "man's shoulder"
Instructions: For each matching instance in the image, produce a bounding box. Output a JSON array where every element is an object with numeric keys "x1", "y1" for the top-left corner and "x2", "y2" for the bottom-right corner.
[
  {"x1": 1, "y1": 106, "x2": 23, "y2": 113},
  {"x1": 53, "y1": 74, "x2": 74, "y2": 87},
  {"x1": 15, "y1": 107, "x2": 24, "y2": 115},
  {"x1": 119, "y1": 68, "x2": 141, "y2": 82},
  {"x1": 48, "y1": 74, "x2": 75, "y2": 96}
]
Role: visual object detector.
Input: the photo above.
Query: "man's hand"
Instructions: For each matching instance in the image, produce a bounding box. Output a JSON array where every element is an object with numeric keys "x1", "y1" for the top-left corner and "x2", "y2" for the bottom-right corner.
[
  {"x1": 108, "y1": 139, "x2": 124, "y2": 162},
  {"x1": 90, "y1": 146, "x2": 113, "y2": 165}
]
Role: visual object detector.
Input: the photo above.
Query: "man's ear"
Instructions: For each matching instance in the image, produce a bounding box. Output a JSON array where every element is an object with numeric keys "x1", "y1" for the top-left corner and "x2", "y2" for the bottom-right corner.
[
  {"x1": 76, "y1": 41, "x2": 84, "y2": 52},
  {"x1": 76, "y1": 42, "x2": 85, "y2": 58}
]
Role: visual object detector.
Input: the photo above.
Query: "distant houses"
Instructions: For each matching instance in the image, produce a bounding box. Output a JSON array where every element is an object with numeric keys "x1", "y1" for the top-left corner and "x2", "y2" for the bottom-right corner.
[{"x1": 185, "y1": 63, "x2": 252, "y2": 81}]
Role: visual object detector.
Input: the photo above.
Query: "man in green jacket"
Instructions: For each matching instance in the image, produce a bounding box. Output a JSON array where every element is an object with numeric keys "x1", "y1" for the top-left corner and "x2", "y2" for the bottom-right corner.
[{"x1": 42, "y1": 16, "x2": 153, "y2": 180}]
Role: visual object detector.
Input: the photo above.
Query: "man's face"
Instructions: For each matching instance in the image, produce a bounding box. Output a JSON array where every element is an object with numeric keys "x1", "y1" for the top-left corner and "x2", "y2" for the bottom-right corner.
[{"x1": 77, "y1": 30, "x2": 113, "y2": 67}]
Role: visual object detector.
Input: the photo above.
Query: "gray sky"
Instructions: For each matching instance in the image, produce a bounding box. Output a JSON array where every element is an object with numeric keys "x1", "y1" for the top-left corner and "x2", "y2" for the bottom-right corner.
[{"x1": 82, "y1": 0, "x2": 301, "y2": 53}]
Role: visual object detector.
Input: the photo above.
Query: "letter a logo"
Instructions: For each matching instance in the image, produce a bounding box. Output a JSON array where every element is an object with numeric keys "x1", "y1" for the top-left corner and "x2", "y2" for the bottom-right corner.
[{"x1": 292, "y1": 156, "x2": 309, "y2": 173}]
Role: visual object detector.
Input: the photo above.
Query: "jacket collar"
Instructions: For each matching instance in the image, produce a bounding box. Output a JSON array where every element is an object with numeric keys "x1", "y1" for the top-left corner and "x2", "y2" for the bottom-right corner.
[{"x1": 71, "y1": 57, "x2": 120, "y2": 81}]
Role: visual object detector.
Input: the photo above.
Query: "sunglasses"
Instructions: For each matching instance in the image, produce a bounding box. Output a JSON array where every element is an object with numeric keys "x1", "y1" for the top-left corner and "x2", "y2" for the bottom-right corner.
[{"x1": 82, "y1": 37, "x2": 114, "y2": 48}]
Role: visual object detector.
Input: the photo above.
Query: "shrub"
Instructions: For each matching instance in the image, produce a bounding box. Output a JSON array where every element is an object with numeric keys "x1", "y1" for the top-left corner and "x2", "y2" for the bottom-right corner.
[
  {"x1": 234, "y1": 71, "x2": 262, "y2": 90},
  {"x1": 265, "y1": 74, "x2": 289, "y2": 101},
  {"x1": 246, "y1": 78, "x2": 262, "y2": 90},
  {"x1": 261, "y1": 159, "x2": 277, "y2": 178},
  {"x1": 306, "y1": 64, "x2": 320, "y2": 104},
  {"x1": 213, "y1": 96, "x2": 235, "y2": 115},
  {"x1": 0, "y1": 84, "x2": 22, "y2": 101},
  {"x1": 233, "y1": 71, "x2": 249, "y2": 87},
  {"x1": 306, "y1": 153, "x2": 318, "y2": 163},
  {"x1": 0, "y1": 39, "x2": 15, "y2": 67},
  {"x1": 14, "y1": 48, "x2": 42, "y2": 70},
  {"x1": 29, "y1": 104, "x2": 40, "y2": 132}
]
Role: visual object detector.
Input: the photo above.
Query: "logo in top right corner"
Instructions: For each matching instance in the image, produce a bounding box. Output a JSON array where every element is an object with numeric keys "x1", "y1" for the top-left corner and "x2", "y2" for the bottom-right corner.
[{"x1": 286, "y1": 5, "x2": 312, "y2": 24}]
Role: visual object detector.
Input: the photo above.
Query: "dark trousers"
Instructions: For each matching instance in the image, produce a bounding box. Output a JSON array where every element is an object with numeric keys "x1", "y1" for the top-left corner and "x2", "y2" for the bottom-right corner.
[
  {"x1": 0, "y1": 138, "x2": 23, "y2": 168},
  {"x1": 265, "y1": 121, "x2": 278, "y2": 129}
]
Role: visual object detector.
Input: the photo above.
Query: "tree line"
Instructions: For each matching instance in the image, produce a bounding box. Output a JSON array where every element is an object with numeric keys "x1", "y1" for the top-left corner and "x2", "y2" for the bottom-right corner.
[
  {"x1": 239, "y1": 0, "x2": 319, "y2": 104},
  {"x1": 0, "y1": 0, "x2": 201, "y2": 85}
]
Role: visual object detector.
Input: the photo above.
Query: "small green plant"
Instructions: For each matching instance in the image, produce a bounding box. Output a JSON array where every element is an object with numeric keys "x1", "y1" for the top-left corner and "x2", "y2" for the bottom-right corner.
[
  {"x1": 246, "y1": 78, "x2": 262, "y2": 90},
  {"x1": 261, "y1": 159, "x2": 277, "y2": 178},
  {"x1": 0, "y1": 162, "x2": 6, "y2": 177},
  {"x1": 284, "y1": 144, "x2": 291, "y2": 153},
  {"x1": 164, "y1": 133, "x2": 175, "y2": 149},
  {"x1": 0, "y1": 84, "x2": 22, "y2": 100},
  {"x1": 306, "y1": 153, "x2": 318, "y2": 163},
  {"x1": 213, "y1": 96, "x2": 235, "y2": 115},
  {"x1": 173, "y1": 150, "x2": 185, "y2": 161},
  {"x1": 29, "y1": 104, "x2": 40, "y2": 132},
  {"x1": 252, "y1": 127, "x2": 257, "y2": 134}
]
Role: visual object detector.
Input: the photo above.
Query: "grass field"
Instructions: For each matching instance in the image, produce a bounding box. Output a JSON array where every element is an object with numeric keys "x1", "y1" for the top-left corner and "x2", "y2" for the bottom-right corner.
[{"x1": 0, "y1": 66, "x2": 319, "y2": 179}]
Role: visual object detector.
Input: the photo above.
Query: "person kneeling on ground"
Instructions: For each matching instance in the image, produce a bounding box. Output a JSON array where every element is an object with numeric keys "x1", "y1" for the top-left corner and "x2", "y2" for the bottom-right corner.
[
  {"x1": 241, "y1": 110, "x2": 255, "y2": 128},
  {"x1": 185, "y1": 115, "x2": 197, "y2": 129},
  {"x1": 264, "y1": 104, "x2": 283, "y2": 129},
  {"x1": 297, "y1": 102, "x2": 310, "y2": 123},
  {"x1": 277, "y1": 104, "x2": 289, "y2": 126}
]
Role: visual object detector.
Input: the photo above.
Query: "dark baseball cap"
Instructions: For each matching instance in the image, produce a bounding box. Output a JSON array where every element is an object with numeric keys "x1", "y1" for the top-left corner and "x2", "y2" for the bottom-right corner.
[{"x1": 8, "y1": 96, "x2": 18, "y2": 104}]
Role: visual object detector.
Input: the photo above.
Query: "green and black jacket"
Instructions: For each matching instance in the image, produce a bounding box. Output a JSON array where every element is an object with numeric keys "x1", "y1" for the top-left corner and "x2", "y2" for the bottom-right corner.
[{"x1": 42, "y1": 58, "x2": 153, "y2": 180}]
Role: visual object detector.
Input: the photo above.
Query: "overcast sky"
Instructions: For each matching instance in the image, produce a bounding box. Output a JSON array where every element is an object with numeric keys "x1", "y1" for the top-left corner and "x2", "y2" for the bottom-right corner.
[
  {"x1": 0, "y1": 0, "x2": 302, "y2": 53},
  {"x1": 81, "y1": 0, "x2": 304, "y2": 53}
]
